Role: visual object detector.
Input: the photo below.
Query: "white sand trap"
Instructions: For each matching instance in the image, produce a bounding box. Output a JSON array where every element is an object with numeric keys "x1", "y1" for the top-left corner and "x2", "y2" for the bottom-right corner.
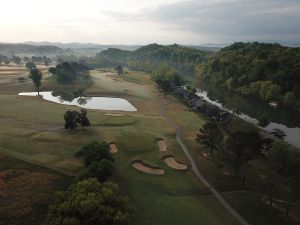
[
  {"x1": 132, "y1": 161, "x2": 164, "y2": 175},
  {"x1": 109, "y1": 144, "x2": 118, "y2": 154},
  {"x1": 164, "y1": 157, "x2": 187, "y2": 170},
  {"x1": 157, "y1": 140, "x2": 167, "y2": 152},
  {"x1": 105, "y1": 113, "x2": 125, "y2": 117}
]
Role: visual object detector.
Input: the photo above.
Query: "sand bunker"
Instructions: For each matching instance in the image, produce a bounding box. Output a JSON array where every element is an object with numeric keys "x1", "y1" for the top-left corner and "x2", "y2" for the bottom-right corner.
[
  {"x1": 202, "y1": 153, "x2": 210, "y2": 158},
  {"x1": 105, "y1": 113, "x2": 125, "y2": 117},
  {"x1": 164, "y1": 157, "x2": 187, "y2": 170},
  {"x1": 132, "y1": 161, "x2": 164, "y2": 175},
  {"x1": 157, "y1": 140, "x2": 167, "y2": 151},
  {"x1": 109, "y1": 144, "x2": 118, "y2": 154}
]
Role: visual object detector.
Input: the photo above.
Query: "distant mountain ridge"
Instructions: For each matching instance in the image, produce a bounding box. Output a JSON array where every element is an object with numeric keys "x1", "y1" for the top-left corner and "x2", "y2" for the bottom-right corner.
[
  {"x1": 22, "y1": 42, "x2": 141, "y2": 56},
  {"x1": 23, "y1": 41, "x2": 140, "y2": 51},
  {"x1": 0, "y1": 43, "x2": 70, "y2": 56}
]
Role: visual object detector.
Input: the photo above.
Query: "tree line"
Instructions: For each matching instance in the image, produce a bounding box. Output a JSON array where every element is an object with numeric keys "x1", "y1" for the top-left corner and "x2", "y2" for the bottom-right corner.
[
  {"x1": 196, "y1": 121, "x2": 300, "y2": 218},
  {"x1": 88, "y1": 43, "x2": 211, "y2": 76},
  {"x1": 0, "y1": 55, "x2": 51, "y2": 66}
]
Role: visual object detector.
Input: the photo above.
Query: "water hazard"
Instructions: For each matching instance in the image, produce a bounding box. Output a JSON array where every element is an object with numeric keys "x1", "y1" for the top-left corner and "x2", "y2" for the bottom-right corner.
[{"x1": 18, "y1": 91, "x2": 137, "y2": 112}]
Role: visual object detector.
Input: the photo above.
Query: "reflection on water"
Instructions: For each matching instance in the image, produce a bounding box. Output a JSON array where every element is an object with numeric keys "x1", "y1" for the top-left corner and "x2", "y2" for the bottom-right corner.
[
  {"x1": 18, "y1": 91, "x2": 137, "y2": 112},
  {"x1": 195, "y1": 82, "x2": 300, "y2": 149}
]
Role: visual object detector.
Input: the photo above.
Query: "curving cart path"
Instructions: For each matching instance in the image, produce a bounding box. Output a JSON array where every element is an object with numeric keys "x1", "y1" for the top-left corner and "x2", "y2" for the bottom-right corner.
[{"x1": 160, "y1": 101, "x2": 250, "y2": 225}]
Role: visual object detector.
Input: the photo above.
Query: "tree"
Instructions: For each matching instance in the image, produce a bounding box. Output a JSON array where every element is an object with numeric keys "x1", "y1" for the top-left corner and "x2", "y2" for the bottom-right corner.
[
  {"x1": 63, "y1": 109, "x2": 90, "y2": 130},
  {"x1": 195, "y1": 122, "x2": 223, "y2": 155},
  {"x1": 45, "y1": 179, "x2": 133, "y2": 225},
  {"x1": 87, "y1": 159, "x2": 114, "y2": 182},
  {"x1": 64, "y1": 110, "x2": 80, "y2": 130},
  {"x1": 283, "y1": 92, "x2": 296, "y2": 108},
  {"x1": 158, "y1": 79, "x2": 172, "y2": 96},
  {"x1": 80, "y1": 109, "x2": 90, "y2": 127},
  {"x1": 25, "y1": 62, "x2": 36, "y2": 70},
  {"x1": 12, "y1": 56, "x2": 22, "y2": 65},
  {"x1": 28, "y1": 68, "x2": 42, "y2": 95},
  {"x1": 50, "y1": 62, "x2": 89, "y2": 84},
  {"x1": 78, "y1": 159, "x2": 114, "y2": 182},
  {"x1": 75, "y1": 141, "x2": 114, "y2": 166},
  {"x1": 115, "y1": 65, "x2": 124, "y2": 75},
  {"x1": 268, "y1": 142, "x2": 300, "y2": 217},
  {"x1": 265, "y1": 142, "x2": 285, "y2": 208},
  {"x1": 224, "y1": 130, "x2": 263, "y2": 185},
  {"x1": 48, "y1": 67, "x2": 56, "y2": 75},
  {"x1": 23, "y1": 56, "x2": 30, "y2": 62},
  {"x1": 258, "y1": 116, "x2": 270, "y2": 129},
  {"x1": 166, "y1": 70, "x2": 185, "y2": 86},
  {"x1": 186, "y1": 85, "x2": 197, "y2": 95}
]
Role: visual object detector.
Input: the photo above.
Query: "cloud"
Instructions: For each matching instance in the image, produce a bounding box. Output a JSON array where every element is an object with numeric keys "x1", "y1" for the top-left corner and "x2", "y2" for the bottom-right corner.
[
  {"x1": 104, "y1": 0, "x2": 300, "y2": 42},
  {"x1": 1, "y1": 0, "x2": 300, "y2": 44}
]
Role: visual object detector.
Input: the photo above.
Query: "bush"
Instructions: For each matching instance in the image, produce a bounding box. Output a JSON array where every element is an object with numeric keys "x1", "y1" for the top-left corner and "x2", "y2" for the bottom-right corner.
[{"x1": 75, "y1": 141, "x2": 114, "y2": 166}]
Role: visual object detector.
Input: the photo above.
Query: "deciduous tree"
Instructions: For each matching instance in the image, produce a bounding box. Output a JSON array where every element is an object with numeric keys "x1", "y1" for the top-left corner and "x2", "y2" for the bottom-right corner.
[
  {"x1": 45, "y1": 179, "x2": 133, "y2": 225},
  {"x1": 195, "y1": 122, "x2": 223, "y2": 155},
  {"x1": 28, "y1": 68, "x2": 42, "y2": 95}
]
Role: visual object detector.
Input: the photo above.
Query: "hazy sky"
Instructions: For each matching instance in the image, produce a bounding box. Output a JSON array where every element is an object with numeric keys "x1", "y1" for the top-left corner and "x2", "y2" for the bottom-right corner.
[{"x1": 1, "y1": 0, "x2": 300, "y2": 44}]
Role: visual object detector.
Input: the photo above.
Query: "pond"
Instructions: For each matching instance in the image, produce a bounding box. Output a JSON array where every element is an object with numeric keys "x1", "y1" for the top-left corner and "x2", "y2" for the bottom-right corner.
[
  {"x1": 195, "y1": 82, "x2": 300, "y2": 149},
  {"x1": 18, "y1": 92, "x2": 137, "y2": 112}
]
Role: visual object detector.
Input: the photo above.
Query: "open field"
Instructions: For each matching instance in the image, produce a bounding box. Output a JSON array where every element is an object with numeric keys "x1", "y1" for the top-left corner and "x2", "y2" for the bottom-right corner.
[
  {"x1": 0, "y1": 64, "x2": 298, "y2": 225},
  {"x1": 0, "y1": 63, "x2": 49, "y2": 94}
]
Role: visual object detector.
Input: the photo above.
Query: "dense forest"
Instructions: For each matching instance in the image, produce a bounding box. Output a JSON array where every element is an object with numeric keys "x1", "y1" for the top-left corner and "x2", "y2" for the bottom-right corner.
[
  {"x1": 196, "y1": 42, "x2": 300, "y2": 110},
  {"x1": 90, "y1": 42, "x2": 300, "y2": 110},
  {"x1": 90, "y1": 44, "x2": 212, "y2": 76}
]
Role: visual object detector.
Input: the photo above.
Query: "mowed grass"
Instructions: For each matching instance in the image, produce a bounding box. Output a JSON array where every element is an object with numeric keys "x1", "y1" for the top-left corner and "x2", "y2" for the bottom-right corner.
[
  {"x1": 121, "y1": 70, "x2": 153, "y2": 85},
  {"x1": 0, "y1": 64, "x2": 50, "y2": 95},
  {"x1": 113, "y1": 132, "x2": 240, "y2": 225},
  {"x1": 223, "y1": 192, "x2": 299, "y2": 225},
  {"x1": 99, "y1": 116, "x2": 137, "y2": 127},
  {"x1": 0, "y1": 68, "x2": 244, "y2": 225}
]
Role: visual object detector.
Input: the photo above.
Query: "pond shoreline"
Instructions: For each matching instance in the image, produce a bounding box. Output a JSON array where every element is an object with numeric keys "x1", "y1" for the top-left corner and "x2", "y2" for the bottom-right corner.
[{"x1": 18, "y1": 91, "x2": 137, "y2": 112}]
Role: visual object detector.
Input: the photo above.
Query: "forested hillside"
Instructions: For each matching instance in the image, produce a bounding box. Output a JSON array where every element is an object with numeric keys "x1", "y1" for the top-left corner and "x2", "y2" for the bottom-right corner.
[
  {"x1": 196, "y1": 42, "x2": 300, "y2": 109},
  {"x1": 91, "y1": 44, "x2": 212, "y2": 76},
  {"x1": 89, "y1": 42, "x2": 300, "y2": 110},
  {"x1": 0, "y1": 43, "x2": 71, "y2": 56}
]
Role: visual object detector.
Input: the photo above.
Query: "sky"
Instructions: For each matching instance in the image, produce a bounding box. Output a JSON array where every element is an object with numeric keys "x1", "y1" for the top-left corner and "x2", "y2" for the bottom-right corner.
[{"x1": 1, "y1": 0, "x2": 300, "y2": 45}]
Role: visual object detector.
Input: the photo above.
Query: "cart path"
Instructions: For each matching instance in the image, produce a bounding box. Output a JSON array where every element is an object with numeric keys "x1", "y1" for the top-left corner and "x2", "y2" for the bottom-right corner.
[{"x1": 160, "y1": 100, "x2": 250, "y2": 225}]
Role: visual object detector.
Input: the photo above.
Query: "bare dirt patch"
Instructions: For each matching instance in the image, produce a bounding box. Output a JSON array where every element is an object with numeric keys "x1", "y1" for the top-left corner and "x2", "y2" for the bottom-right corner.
[
  {"x1": 164, "y1": 156, "x2": 187, "y2": 170},
  {"x1": 132, "y1": 161, "x2": 164, "y2": 175},
  {"x1": 104, "y1": 113, "x2": 125, "y2": 117},
  {"x1": 109, "y1": 143, "x2": 118, "y2": 154},
  {"x1": 157, "y1": 139, "x2": 167, "y2": 151}
]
